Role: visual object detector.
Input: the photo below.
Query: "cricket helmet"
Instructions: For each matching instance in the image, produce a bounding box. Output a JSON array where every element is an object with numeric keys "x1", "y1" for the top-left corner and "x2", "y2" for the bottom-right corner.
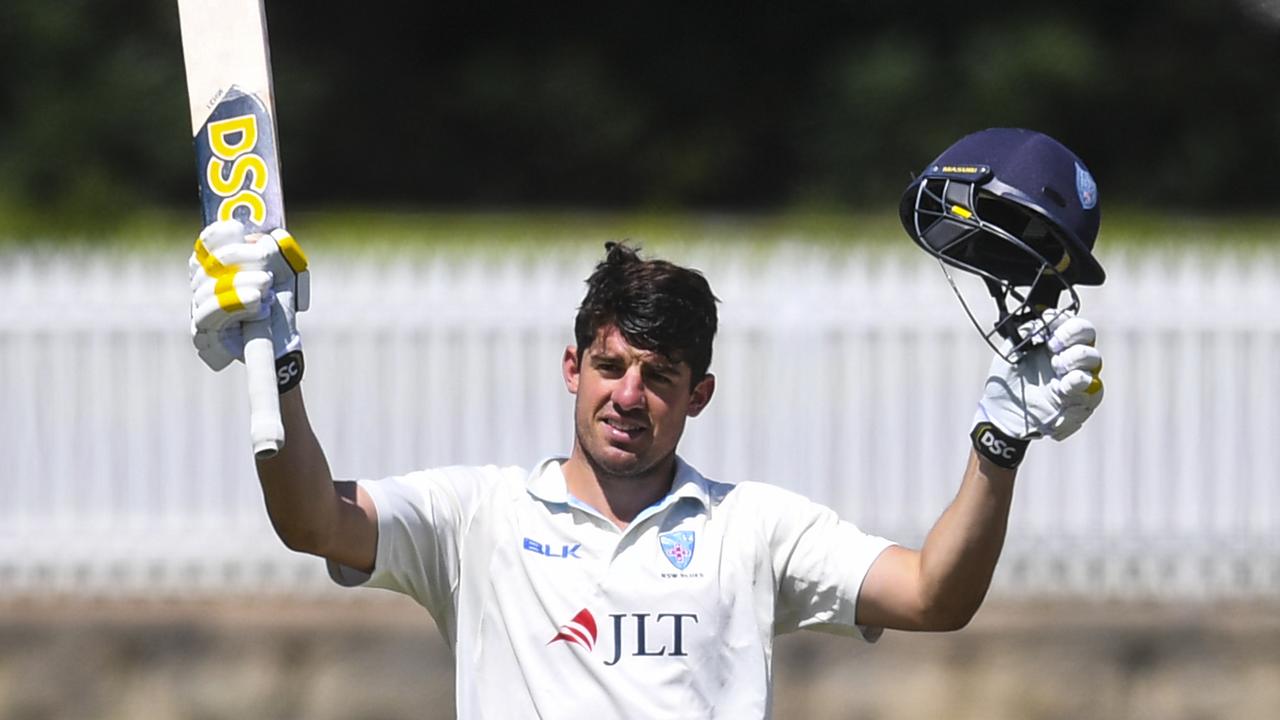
[{"x1": 899, "y1": 128, "x2": 1105, "y2": 360}]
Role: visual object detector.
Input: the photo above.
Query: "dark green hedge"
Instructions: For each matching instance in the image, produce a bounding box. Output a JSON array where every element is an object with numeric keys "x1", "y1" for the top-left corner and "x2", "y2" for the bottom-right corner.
[{"x1": 2, "y1": 0, "x2": 1277, "y2": 219}]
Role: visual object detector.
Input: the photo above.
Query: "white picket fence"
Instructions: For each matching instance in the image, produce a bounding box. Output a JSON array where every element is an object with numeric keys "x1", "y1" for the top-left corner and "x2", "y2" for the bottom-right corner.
[{"x1": 1, "y1": 240, "x2": 1277, "y2": 601}]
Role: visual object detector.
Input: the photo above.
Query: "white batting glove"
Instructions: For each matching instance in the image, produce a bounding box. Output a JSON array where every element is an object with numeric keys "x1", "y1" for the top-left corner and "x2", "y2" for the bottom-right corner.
[
  {"x1": 971, "y1": 311, "x2": 1104, "y2": 467},
  {"x1": 188, "y1": 219, "x2": 310, "y2": 371}
]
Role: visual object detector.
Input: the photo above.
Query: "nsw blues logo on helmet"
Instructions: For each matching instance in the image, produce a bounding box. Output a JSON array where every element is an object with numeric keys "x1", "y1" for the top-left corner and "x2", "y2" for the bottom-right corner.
[
  {"x1": 1075, "y1": 162, "x2": 1098, "y2": 210},
  {"x1": 659, "y1": 531, "x2": 696, "y2": 570}
]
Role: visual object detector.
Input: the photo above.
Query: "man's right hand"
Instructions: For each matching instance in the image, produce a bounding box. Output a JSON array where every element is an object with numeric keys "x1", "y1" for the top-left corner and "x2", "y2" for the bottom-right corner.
[{"x1": 188, "y1": 219, "x2": 310, "y2": 372}]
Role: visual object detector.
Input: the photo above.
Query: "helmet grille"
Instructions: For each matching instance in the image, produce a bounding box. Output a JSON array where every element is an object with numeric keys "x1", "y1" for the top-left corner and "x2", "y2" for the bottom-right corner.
[{"x1": 913, "y1": 178, "x2": 1070, "y2": 287}]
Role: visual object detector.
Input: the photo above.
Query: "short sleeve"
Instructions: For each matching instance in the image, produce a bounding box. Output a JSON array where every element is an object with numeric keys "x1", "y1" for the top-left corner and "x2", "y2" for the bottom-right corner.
[
  {"x1": 327, "y1": 466, "x2": 500, "y2": 625},
  {"x1": 762, "y1": 486, "x2": 896, "y2": 641}
]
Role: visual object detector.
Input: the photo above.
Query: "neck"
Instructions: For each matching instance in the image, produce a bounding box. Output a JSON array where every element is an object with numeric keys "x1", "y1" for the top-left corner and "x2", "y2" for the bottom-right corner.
[{"x1": 561, "y1": 448, "x2": 676, "y2": 530}]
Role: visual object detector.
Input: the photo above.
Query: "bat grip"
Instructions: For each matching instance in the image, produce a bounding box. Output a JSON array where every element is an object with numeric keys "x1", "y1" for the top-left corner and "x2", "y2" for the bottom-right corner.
[{"x1": 243, "y1": 318, "x2": 284, "y2": 458}]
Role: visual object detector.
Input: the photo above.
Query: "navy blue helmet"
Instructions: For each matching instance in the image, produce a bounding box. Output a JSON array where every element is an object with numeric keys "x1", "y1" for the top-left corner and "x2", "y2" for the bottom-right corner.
[{"x1": 900, "y1": 128, "x2": 1106, "y2": 358}]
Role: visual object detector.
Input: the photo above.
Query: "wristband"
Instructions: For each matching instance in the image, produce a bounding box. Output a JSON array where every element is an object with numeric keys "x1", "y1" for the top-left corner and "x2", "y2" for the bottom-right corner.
[
  {"x1": 276, "y1": 350, "x2": 304, "y2": 394},
  {"x1": 970, "y1": 422, "x2": 1029, "y2": 469}
]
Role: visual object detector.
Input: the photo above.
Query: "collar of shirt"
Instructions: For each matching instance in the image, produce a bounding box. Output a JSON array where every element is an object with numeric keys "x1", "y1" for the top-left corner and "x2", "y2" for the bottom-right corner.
[{"x1": 525, "y1": 456, "x2": 712, "y2": 522}]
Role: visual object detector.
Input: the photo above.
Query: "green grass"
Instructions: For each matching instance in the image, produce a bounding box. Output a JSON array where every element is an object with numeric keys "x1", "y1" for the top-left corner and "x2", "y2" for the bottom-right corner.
[
  {"x1": 1099, "y1": 209, "x2": 1280, "y2": 249},
  {"x1": 0, "y1": 205, "x2": 1277, "y2": 255}
]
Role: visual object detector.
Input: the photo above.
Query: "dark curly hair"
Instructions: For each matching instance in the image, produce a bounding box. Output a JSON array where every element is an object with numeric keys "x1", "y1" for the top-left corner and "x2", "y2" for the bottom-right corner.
[{"x1": 574, "y1": 242, "x2": 719, "y2": 382}]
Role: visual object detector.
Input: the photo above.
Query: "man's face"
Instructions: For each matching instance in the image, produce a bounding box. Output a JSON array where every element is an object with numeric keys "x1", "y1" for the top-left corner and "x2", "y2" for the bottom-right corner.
[{"x1": 563, "y1": 325, "x2": 714, "y2": 480}]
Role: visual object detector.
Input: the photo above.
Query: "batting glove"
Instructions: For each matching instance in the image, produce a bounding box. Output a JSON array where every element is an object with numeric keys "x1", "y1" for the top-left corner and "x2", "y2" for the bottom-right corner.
[
  {"x1": 188, "y1": 220, "x2": 310, "y2": 374},
  {"x1": 971, "y1": 310, "x2": 1104, "y2": 468}
]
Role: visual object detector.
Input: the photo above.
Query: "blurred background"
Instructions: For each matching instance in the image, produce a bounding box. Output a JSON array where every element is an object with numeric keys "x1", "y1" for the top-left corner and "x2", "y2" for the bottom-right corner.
[{"x1": 2, "y1": 1, "x2": 1279, "y2": 718}]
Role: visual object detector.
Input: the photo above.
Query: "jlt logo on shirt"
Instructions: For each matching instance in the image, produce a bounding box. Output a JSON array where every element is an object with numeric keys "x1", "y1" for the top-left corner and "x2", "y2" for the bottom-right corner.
[
  {"x1": 549, "y1": 608, "x2": 699, "y2": 666},
  {"x1": 523, "y1": 537, "x2": 582, "y2": 559}
]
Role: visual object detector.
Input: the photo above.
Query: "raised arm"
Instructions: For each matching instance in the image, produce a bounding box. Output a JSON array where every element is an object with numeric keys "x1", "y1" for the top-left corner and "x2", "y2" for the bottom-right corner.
[
  {"x1": 856, "y1": 451, "x2": 1015, "y2": 631},
  {"x1": 257, "y1": 388, "x2": 378, "y2": 573},
  {"x1": 856, "y1": 313, "x2": 1104, "y2": 631},
  {"x1": 188, "y1": 221, "x2": 377, "y2": 573}
]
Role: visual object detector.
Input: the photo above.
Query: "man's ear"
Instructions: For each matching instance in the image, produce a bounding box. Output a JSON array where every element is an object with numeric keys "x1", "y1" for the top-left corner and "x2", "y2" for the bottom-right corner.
[
  {"x1": 562, "y1": 346, "x2": 581, "y2": 393},
  {"x1": 687, "y1": 373, "x2": 715, "y2": 417}
]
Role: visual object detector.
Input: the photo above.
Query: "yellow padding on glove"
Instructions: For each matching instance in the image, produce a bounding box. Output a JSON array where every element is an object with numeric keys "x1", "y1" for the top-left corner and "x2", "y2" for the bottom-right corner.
[
  {"x1": 275, "y1": 231, "x2": 309, "y2": 273},
  {"x1": 1085, "y1": 375, "x2": 1103, "y2": 395},
  {"x1": 193, "y1": 237, "x2": 245, "y2": 313}
]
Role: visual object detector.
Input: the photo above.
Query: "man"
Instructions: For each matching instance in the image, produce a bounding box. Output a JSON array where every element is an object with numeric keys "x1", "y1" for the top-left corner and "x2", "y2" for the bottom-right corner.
[{"x1": 189, "y1": 126, "x2": 1104, "y2": 716}]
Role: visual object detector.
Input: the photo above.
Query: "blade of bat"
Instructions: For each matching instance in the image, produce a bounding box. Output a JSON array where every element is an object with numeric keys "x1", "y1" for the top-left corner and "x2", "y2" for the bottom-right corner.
[{"x1": 177, "y1": 0, "x2": 286, "y2": 458}]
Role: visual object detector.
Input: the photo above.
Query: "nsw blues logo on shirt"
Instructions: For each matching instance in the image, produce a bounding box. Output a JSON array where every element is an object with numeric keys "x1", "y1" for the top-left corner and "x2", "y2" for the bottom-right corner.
[{"x1": 658, "y1": 530, "x2": 696, "y2": 570}]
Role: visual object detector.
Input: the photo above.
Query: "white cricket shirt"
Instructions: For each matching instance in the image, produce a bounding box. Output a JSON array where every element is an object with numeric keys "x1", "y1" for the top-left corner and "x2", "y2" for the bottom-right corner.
[{"x1": 329, "y1": 457, "x2": 895, "y2": 719}]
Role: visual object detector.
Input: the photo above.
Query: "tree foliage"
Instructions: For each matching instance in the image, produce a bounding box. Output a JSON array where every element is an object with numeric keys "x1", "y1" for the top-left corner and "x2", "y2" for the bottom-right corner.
[{"x1": 1, "y1": 0, "x2": 1277, "y2": 219}]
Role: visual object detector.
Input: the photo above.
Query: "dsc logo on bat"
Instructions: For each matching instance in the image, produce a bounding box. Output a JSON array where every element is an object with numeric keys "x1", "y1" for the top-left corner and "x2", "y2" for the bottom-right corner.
[{"x1": 204, "y1": 113, "x2": 270, "y2": 226}]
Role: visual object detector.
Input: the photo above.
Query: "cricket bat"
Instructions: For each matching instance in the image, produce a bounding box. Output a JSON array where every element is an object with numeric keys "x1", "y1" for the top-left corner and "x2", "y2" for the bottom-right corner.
[{"x1": 177, "y1": 0, "x2": 286, "y2": 458}]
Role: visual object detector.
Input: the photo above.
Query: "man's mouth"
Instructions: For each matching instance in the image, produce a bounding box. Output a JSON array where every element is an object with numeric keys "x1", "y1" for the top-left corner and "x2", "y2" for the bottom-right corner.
[{"x1": 602, "y1": 417, "x2": 647, "y2": 440}]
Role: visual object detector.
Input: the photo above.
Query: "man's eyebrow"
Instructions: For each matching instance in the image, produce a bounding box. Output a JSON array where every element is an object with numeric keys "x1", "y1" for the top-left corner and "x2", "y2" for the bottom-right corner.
[
  {"x1": 645, "y1": 357, "x2": 680, "y2": 374},
  {"x1": 588, "y1": 350, "x2": 677, "y2": 371}
]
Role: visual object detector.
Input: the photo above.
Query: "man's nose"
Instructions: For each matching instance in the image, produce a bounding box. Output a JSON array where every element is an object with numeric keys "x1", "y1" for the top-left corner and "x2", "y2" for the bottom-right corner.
[{"x1": 612, "y1": 366, "x2": 646, "y2": 409}]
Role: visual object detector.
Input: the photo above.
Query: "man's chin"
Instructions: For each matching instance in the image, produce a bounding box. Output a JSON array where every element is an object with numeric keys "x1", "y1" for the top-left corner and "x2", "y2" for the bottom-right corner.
[
  {"x1": 590, "y1": 450, "x2": 644, "y2": 477},
  {"x1": 585, "y1": 443, "x2": 661, "y2": 479}
]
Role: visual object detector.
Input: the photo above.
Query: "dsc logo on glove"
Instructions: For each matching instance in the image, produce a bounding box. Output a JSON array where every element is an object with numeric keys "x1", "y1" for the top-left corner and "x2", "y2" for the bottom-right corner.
[
  {"x1": 970, "y1": 422, "x2": 1029, "y2": 469},
  {"x1": 275, "y1": 350, "x2": 304, "y2": 394},
  {"x1": 977, "y1": 429, "x2": 1017, "y2": 459}
]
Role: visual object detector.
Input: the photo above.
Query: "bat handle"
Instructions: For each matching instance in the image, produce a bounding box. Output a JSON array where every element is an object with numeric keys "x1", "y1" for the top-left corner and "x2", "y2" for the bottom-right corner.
[{"x1": 243, "y1": 317, "x2": 284, "y2": 458}]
